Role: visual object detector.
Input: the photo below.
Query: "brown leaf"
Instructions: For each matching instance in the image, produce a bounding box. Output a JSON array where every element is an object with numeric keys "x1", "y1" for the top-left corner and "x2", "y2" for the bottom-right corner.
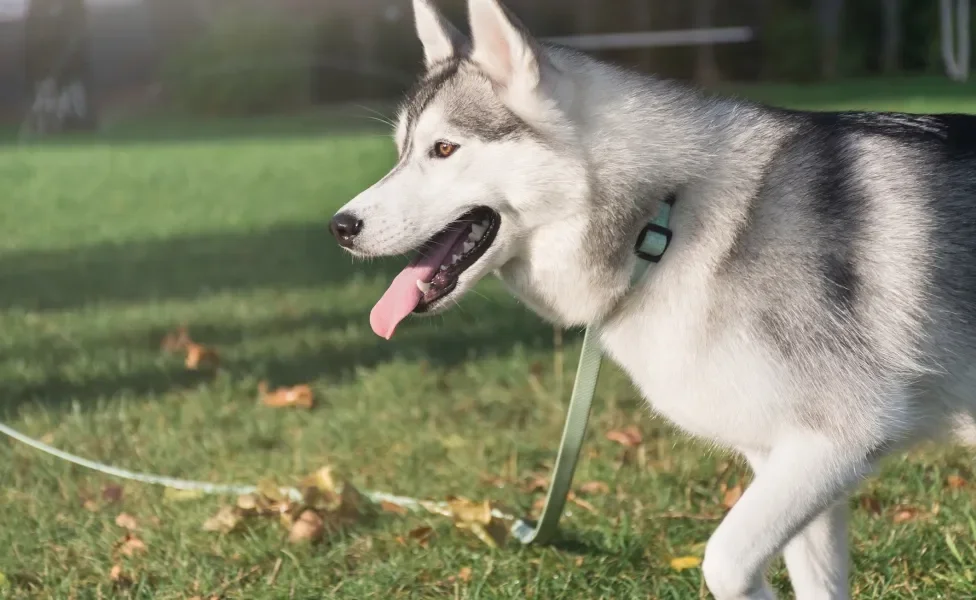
[
  {"x1": 574, "y1": 556, "x2": 584, "y2": 567},
  {"x1": 380, "y1": 501, "x2": 408, "y2": 516},
  {"x1": 82, "y1": 499, "x2": 100, "y2": 512},
  {"x1": 859, "y1": 495, "x2": 882, "y2": 515},
  {"x1": 114, "y1": 513, "x2": 139, "y2": 531},
  {"x1": 947, "y1": 474, "x2": 967, "y2": 489},
  {"x1": 577, "y1": 481, "x2": 610, "y2": 496},
  {"x1": 405, "y1": 525, "x2": 435, "y2": 548},
  {"x1": 185, "y1": 342, "x2": 219, "y2": 370},
  {"x1": 119, "y1": 534, "x2": 147, "y2": 557},
  {"x1": 605, "y1": 425, "x2": 643, "y2": 448},
  {"x1": 892, "y1": 506, "x2": 920, "y2": 524},
  {"x1": 102, "y1": 485, "x2": 124, "y2": 504},
  {"x1": 457, "y1": 567, "x2": 472, "y2": 583},
  {"x1": 521, "y1": 473, "x2": 549, "y2": 493},
  {"x1": 721, "y1": 483, "x2": 744, "y2": 510},
  {"x1": 446, "y1": 496, "x2": 492, "y2": 526},
  {"x1": 568, "y1": 492, "x2": 597, "y2": 514},
  {"x1": 288, "y1": 510, "x2": 324, "y2": 544},
  {"x1": 259, "y1": 382, "x2": 313, "y2": 409},
  {"x1": 160, "y1": 326, "x2": 191, "y2": 352},
  {"x1": 108, "y1": 564, "x2": 132, "y2": 586},
  {"x1": 203, "y1": 505, "x2": 243, "y2": 533}
]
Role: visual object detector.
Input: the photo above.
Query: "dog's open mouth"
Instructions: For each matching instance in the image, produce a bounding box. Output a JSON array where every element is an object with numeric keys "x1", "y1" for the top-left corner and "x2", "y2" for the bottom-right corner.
[{"x1": 370, "y1": 207, "x2": 500, "y2": 339}]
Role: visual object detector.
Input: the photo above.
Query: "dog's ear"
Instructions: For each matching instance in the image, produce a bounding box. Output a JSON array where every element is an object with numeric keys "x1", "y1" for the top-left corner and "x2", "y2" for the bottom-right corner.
[
  {"x1": 468, "y1": 0, "x2": 542, "y2": 91},
  {"x1": 413, "y1": 0, "x2": 467, "y2": 68}
]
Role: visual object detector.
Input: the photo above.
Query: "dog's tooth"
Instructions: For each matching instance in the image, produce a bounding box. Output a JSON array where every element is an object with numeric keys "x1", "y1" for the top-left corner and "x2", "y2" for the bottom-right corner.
[
  {"x1": 439, "y1": 265, "x2": 447, "y2": 271},
  {"x1": 416, "y1": 280, "x2": 431, "y2": 294},
  {"x1": 463, "y1": 241, "x2": 475, "y2": 253},
  {"x1": 452, "y1": 254, "x2": 461, "y2": 264},
  {"x1": 469, "y1": 224, "x2": 486, "y2": 240},
  {"x1": 481, "y1": 219, "x2": 490, "y2": 228}
]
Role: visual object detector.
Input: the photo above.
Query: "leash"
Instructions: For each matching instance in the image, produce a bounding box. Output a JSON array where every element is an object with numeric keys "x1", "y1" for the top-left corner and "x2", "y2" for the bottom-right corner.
[
  {"x1": 0, "y1": 198, "x2": 674, "y2": 547},
  {"x1": 512, "y1": 196, "x2": 673, "y2": 544}
]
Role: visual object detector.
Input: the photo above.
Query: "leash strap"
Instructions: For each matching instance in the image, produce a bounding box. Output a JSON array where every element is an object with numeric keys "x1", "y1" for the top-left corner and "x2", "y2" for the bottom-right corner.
[{"x1": 513, "y1": 196, "x2": 673, "y2": 545}]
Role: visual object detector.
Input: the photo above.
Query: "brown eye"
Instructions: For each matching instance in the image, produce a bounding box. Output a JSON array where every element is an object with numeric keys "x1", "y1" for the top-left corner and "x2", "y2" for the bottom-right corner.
[{"x1": 433, "y1": 141, "x2": 458, "y2": 158}]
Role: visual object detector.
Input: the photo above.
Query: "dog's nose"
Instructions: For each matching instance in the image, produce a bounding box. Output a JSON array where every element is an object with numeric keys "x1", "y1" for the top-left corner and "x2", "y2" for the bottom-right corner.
[{"x1": 330, "y1": 212, "x2": 363, "y2": 247}]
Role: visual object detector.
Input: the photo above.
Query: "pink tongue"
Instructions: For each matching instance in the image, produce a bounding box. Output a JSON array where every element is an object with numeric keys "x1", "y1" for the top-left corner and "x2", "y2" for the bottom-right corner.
[{"x1": 369, "y1": 228, "x2": 467, "y2": 339}]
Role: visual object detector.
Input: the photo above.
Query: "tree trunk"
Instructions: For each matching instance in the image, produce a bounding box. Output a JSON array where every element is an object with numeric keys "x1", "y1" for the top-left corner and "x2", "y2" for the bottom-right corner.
[
  {"x1": 22, "y1": 0, "x2": 97, "y2": 137},
  {"x1": 881, "y1": 0, "x2": 900, "y2": 74},
  {"x1": 816, "y1": 0, "x2": 844, "y2": 80},
  {"x1": 941, "y1": 0, "x2": 970, "y2": 82},
  {"x1": 694, "y1": 0, "x2": 720, "y2": 86}
]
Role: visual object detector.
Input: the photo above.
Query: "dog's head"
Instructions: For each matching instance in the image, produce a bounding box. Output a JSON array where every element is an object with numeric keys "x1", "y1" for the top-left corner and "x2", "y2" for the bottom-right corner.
[{"x1": 332, "y1": 0, "x2": 598, "y2": 338}]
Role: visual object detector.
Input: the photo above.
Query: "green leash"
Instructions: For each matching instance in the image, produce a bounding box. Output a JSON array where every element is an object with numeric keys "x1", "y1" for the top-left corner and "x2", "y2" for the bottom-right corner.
[{"x1": 512, "y1": 197, "x2": 673, "y2": 545}]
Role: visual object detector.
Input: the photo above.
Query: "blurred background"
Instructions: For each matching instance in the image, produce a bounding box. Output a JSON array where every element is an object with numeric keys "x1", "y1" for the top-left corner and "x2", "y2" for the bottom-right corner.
[{"x1": 0, "y1": 0, "x2": 971, "y2": 135}]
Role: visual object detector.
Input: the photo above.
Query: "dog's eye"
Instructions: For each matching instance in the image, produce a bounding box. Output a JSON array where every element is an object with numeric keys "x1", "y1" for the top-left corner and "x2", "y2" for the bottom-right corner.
[{"x1": 432, "y1": 141, "x2": 459, "y2": 159}]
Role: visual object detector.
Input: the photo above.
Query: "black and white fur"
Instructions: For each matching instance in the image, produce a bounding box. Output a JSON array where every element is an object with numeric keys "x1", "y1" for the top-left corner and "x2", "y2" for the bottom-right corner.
[{"x1": 333, "y1": 0, "x2": 976, "y2": 597}]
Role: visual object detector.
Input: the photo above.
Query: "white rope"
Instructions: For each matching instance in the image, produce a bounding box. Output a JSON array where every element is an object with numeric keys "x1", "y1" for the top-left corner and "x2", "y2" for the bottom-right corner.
[{"x1": 0, "y1": 420, "x2": 513, "y2": 520}]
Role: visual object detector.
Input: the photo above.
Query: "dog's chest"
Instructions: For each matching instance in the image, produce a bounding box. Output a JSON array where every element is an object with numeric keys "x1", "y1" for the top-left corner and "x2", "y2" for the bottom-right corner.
[{"x1": 599, "y1": 289, "x2": 789, "y2": 449}]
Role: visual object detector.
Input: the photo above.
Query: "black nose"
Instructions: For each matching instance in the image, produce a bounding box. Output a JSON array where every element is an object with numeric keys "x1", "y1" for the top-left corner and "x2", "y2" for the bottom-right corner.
[{"x1": 330, "y1": 212, "x2": 363, "y2": 247}]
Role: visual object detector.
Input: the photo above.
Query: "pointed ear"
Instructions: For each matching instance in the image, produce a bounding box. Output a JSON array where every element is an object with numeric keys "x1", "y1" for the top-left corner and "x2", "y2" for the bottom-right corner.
[
  {"x1": 413, "y1": 0, "x2": 467, "y2": 67},
  {"x1": 468, "y1": 0, "x2": 542, "y2": 89}
]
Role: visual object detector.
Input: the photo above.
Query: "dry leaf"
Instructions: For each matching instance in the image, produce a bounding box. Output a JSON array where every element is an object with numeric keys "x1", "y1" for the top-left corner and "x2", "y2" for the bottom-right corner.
[
  {"x1": 259, "y1": 382, "x2": 313, "y2": 409},
  {"x1": 947, "y1": 474, "x2": 967, "y2": 489},
  {"x1": 160, "y1": 326, "x2": 191, "y2": 352},
  {"x1": 109, "y1": 565, "x2": 131, "y2": 586},
  {"x1": 404, "y1": 525, "x2": 435, "y2": 548},
  {"x1": 82, "y1": 499, "x2": 100, "y2": 512},
  {"x1": 115, "y1": 513, "x2": 139, "y2": 531},
  {"x1": 288, "y1": 510, "x2": 324, "y2": 544},
  {"x1": 102, "y1": 485, "x2": 124, "y2": 504},
  {"x1": 892, "y1": 506, "x2": 920, "y2": 524},
  {"x1": 859, "y1": 495, "x2": 882, "y2": 515},
  {"x1": 446, "y1": 497, "x2": 492, "y2": 526},
  {"x1": 119, "y1": 534, "x2": 147, "y2": 557},
  {"x1": 721, "y1": 483, "x2": 744, "y2": 510},
  {"x1": 203, "y1": 505, "x2": 243, "y2": 533},
  {"x1": 669, "y1": 556, "x2": 702, "y2": 571},
  {"x1": 522, "y1": 473, "x2": 549, "y2": 493},
  {"x1": 568, "y1": 493, "x2": 597, "y2": 513},
  {"x1": 574, "y1": 556, "x2": 584, "y2": 567},
  {"x1": 578, "y1": 481, "x2": 609, "y2": 496},
  {"x1": 457, "y1": 567, "x2": 472, "y2": 583},
  {"x1": 185, "y1": 342, "x2": 219, "y2": 370},
  {"x1": 380, "y1": 501, "x2": 408, "y2": 516},
  {"x1": 606, "y1": 425, "x2": 643, "y2": 448}
]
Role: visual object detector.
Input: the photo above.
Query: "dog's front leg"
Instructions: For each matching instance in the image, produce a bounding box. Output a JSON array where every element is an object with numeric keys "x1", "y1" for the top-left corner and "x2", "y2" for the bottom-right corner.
[
  {"x1": 743, "y1": 451, "x2": 851, "y2": 600},
  {"x1": 701, "y1": 435, "x2": 872, "y2": 600}
]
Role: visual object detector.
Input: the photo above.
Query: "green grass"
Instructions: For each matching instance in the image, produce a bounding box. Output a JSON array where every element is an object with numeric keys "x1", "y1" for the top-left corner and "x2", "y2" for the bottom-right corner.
[{"x1": 1, "y1": 78, "x2": 976, "y2": 599}]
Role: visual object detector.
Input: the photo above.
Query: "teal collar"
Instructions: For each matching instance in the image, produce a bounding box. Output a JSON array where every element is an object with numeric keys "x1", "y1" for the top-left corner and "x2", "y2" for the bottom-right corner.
[{"x1": 512, "y1": 194, "x2": 676, "y2": 546}]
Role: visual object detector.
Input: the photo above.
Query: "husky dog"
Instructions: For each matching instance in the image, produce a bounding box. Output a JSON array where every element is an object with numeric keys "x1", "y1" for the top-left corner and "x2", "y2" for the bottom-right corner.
[{"x1": 330, "y1": 0, "x2": 976, "y2": 597}]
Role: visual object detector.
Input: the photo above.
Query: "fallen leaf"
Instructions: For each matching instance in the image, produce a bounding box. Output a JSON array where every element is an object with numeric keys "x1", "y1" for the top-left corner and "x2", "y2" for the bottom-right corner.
[
  {"x1": 446, "y1": 496, "x2": 492, "y2": 526},
  {"x1": 39, "y1": 432, "x2": 55, "y2": 445},
  {"x1": 605, "y1": 425, "x2": 643, "y2": 448},
  {"x1": 288, "y1": 510, "x2": 324, "y2": 544},
  {"x1": 721, "y1": 483, "x2": 744, "y2": 510},
  {"x1": 160, "y1": 326, "x2": 191, "y2": 352},
  {"x1": 119, "y1": 534, "x2": 147, "y2": 557},
  {"x1": 859, "y1": 495, "x2": 882, "y2": 515},
  {"x1": 259, "y1": 381, "x2": 313, "y2": 409},
  {"x1": 522, "y1": 473, "x2": 549, "y2": 493},
  {"x1": 578, "y1": 481, "x2": 609, "y2": 496},
  {"x1": 164, "y1": 488, "x2": 205, "y2": 502},
  {"x1": 380, "y1": 501, "x2": 408, "y2": 516},
  {"x1": 947, "y1": 474, "x2": 967, "y2": 489},
  {"x1": 669, "y1": 556, "x2": 702, "y2": 571},
  {"x1": 404, "y1": 525, "x2": 435, "y2": 548},
  {"x1": 185, "y1": 342, "x2": 219, "y2": 370},
  {"x1": 82, "y1": 499, "x2": 100, "y2": 512},
  {"x1": 115, "y1": 512, "x2": 139, "y2": 531},
  {"x1": 109, "y1": 565, "x2": 130, "y2": 585},
  {"x1": 574, "y1": 556, "x2": 584, "y2": 567},
  {"x1": 568, "y1": 493, "x2": 597, "y2": 513},
  {"x1": 203, "y1": 505, "x2": 243, "y2": 533},
  {"x1": 457, "y1": 567, "x2": 472, "y2": 583},
  {"x1": 892, "y1": 506, "x2": 920, "y2": 524},
  {"x1": 102, "y1": 485, "x2": 124, "y2": 504}
]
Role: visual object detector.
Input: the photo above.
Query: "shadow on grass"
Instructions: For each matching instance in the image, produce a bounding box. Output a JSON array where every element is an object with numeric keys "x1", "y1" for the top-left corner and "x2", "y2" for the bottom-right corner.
[
  {"x1": 0, "y1": 222, "x2": 401, "y2": 311},
  {"x1": 0, "y1": 222, "x2": 561, "y2": 412}
]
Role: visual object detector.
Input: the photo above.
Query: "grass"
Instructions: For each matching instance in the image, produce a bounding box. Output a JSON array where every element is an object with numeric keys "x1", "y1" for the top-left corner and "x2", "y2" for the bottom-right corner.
[{"x1": 1, "y1": 77, "x2": 976, "y2": 599}]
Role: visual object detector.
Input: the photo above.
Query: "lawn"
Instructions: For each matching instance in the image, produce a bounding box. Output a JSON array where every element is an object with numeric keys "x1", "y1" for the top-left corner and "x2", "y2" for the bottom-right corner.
[{"x1": 1, "y1": 78, "x2": 976, "y2": 599}]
